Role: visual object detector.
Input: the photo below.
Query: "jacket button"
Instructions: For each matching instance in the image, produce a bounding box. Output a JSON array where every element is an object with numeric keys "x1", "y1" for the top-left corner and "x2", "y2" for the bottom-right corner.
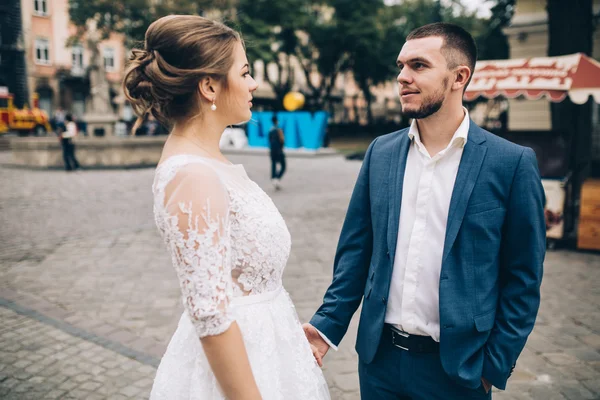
[
  {"x1": 382, "y1": 297, "x2": 387, "y2": 304},
  {"x1": 386, "y1": 251, "x2": 390, "y2": 258}
]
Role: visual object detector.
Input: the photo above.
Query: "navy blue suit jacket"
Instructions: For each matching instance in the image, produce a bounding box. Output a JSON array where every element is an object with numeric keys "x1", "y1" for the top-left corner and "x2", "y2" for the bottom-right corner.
[{"x1": 310, "y1": 122, "x2": 546, "y2": 390}]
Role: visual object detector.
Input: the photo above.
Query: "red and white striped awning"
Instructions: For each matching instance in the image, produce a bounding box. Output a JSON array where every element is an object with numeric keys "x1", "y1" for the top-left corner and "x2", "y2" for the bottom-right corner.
[{"x1": 464, "y1": 53, "x2": 600, "y2": 104}]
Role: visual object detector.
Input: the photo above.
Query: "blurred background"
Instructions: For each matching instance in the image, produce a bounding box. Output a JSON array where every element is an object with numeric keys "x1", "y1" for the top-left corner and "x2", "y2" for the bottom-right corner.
[{"x1": 0, "y1": 0, "x2": 599, "y2": 399}]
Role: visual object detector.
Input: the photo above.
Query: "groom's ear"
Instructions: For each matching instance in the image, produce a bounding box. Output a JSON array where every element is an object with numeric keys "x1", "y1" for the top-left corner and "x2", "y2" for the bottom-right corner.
[{"x1": 452, "y1": 65, "x2": 471, "y2": 91}]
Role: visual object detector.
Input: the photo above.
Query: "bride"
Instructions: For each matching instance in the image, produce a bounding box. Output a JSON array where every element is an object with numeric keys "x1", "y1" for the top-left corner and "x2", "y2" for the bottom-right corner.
[{"x1": 123, "y1": 15, "x2": 330, "y2": 400}]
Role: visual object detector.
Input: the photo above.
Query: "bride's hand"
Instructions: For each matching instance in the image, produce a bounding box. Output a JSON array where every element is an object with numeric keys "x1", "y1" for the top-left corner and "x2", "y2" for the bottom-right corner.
[
  {"x1": 302, "y1": 323, "x2": 330, "y2": 367},
  {"x1": 310, "y1": 343, "x2": 323, "y2": 367}
]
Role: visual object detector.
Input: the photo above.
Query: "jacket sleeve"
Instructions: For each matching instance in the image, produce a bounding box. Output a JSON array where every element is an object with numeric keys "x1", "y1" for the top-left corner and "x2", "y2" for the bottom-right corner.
[
  {"x1": 309, "y1": 138, "x2": 378, "y2": 345},
  {"x1": 482, "y1": 147, "x2": 546, "y2": 389}
]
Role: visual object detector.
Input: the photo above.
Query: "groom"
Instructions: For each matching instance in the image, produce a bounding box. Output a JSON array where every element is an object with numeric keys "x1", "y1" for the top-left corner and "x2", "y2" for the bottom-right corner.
[{"x1": 304, "y1": 22, "x2": 545, "y2": 399}]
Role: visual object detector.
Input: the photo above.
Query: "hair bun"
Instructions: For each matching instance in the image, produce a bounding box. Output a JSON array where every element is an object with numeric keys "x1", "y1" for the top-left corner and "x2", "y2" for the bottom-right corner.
[
  {"x1": 122, "y1": 15, "x2": 242, "y2": 134},
  {"x1": 129, "y1": 49, "x2": 155, "y2": 66}
]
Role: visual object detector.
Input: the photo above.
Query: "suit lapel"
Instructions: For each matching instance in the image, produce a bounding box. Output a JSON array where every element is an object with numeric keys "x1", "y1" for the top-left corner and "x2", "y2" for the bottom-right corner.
[
  {"x1": 442, "y1": 124, "x2": 487, "y2": 263},
  {"x1": 387, "y1": 132, "x2": 411, "y2": 263}
]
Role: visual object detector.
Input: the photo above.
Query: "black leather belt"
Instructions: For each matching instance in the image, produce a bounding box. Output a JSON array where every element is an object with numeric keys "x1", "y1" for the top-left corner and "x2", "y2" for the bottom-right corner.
[{"x1": 384, "y1": 324, "x2": 440, "y2": 353}]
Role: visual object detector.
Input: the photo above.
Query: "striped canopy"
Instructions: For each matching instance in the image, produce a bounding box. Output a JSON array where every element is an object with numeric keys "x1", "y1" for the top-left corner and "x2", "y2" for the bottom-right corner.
[{"x1": 464, "y1": 53, "x2": 600, "y2": 104}]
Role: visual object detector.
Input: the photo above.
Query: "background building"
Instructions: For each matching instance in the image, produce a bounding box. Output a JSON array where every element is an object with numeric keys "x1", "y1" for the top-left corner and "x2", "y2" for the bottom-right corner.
[
  {"x1": 0, "y1": 0, "x2": 29, "y2": 108},
  {"x1": 503, "y1": 0, "x2": 600, "y2": 133},
  {"x1": 20, "y1": 0, "x2": 127, "y2": 121}
]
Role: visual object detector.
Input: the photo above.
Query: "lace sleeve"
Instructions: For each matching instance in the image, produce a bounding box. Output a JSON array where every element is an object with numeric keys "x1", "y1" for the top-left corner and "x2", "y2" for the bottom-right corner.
[{"x1": 163, "y1": 163, "x2": 234, "y2": 338}]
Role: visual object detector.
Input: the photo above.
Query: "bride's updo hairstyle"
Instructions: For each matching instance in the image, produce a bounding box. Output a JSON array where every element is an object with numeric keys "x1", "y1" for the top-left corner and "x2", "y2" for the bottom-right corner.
[{"x1": 123, "y1": 15, "x2": 241, "y2": 132}]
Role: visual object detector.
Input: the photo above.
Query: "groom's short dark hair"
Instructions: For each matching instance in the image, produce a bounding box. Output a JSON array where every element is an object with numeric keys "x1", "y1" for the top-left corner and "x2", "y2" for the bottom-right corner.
[{"x1": 407, "y1": 22, "x2": 477, "y2": 85}]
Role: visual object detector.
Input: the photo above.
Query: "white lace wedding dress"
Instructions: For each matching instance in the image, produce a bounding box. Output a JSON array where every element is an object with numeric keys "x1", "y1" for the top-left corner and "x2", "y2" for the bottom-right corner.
[{"x1": 149, "y1": 154, "x2": 330, "y2": 400}]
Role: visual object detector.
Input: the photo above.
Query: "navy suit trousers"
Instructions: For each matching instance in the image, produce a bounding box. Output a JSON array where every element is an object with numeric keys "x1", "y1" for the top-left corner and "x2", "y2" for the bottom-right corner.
[{"x1": 359, "y1": 335, "x2": 492, "y2": 400}]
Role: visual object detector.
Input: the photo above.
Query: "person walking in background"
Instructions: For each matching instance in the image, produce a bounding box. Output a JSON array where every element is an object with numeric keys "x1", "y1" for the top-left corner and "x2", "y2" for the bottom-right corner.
[
  {"x1": 53, "y1": 107, "x2": 66, "y2": 135},
  {"x1": 269, "y1": 115, "x2": 286, "y2": 190},
  {"x1": 61, "y1": 114, "x2": 81, "y2": 171}
]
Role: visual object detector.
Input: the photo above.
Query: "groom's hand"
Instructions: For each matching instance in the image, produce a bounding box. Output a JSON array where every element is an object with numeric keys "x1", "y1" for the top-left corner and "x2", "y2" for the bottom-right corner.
[
  {"x1": 302, "y1": 323, "x2": 330, "y2": 367},
  {"x1": 481, "y1": 377, "x2": 492, "y2": 393}
]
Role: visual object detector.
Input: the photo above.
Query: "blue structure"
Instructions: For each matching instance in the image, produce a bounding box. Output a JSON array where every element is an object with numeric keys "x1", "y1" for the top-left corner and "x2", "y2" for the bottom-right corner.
[{"x1": 247, "y1": 111, "x2": 328, "y2": 150}]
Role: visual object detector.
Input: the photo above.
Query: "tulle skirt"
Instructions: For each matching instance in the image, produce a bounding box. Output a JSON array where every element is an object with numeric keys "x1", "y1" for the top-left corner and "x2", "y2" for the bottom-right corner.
[{"x1": 149, "y1": 287, "x2": 331, "y2": 399}]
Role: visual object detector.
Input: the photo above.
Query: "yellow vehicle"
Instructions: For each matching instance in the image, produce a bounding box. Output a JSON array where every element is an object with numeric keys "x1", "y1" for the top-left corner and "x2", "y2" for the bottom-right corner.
[{"x1": 0, "y1": 90, "x2": 52, "y2": 135}]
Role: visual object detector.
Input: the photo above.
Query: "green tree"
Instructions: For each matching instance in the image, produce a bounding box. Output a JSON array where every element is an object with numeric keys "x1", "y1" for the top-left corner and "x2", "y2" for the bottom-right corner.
[
  {"x1": 295, "y1": 3, "x2": 350, "y2": 112},
  {"x1": 476, "y1": 0, "x2": 515, "y2": 61},
  {"x1": 68, "y1": 0, "x2": 214, "y2": 48},
  {"x1": 236, "y1": 0, "x2": 312, "y2": 108},
  {"x1": 339, "y1": 0, "x2": 388, "y2": 124},
  {"x1": 344, "y1": 0, "x2": 484, "y2": 124}
]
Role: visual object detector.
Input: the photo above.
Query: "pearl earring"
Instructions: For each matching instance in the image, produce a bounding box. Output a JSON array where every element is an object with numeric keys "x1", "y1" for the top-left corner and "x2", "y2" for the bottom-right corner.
[{"x1": 211, "y1": 99, "x2": 217, "y2": 111}]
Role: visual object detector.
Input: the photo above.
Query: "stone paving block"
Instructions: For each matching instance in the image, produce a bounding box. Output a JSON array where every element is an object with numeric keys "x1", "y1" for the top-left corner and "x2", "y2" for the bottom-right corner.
[
  {"x1": 42, "y1": 389, "x2": 67, "y2": 399},
  {"x1": 558, "y1": 380, "x2": 597, "y2": 400},
  {"x1": 564, "y1": 347, "x2": 600, "y2": 363},
  {"x1": 85, "y1": 393, "x2": 106, "y2": 400},
  {"x1": 493, "y1": 391, "x2": 520, "y2": 400},
  {"x1": 24, "y1": 363, "x2": 47, "y2": 374},
  {"x1": 27, "y1": 375, "x2": 46, "y2": 384},
  {"x1": 67, "y1": 388, "x2": 94, "y2": 398},
  {"x1": 78, "y1": 380, "x2": 103, "y2": 391},
  {"x1": 578, "y1": 334, "x2": 600, "y2": 350},
  {"x1": 57, "y1": 379, "x2": 79, "y2": 391},
  {"x1": 11, "y1": 369, "x2": 33, "y2": 381},
  {"x1": 12, "y1": 359, "x2": 32, "y2": 369},
  {"x1": 332, "y1": 372, "x2": 360, "y2": 393},
  {"x1": 107, "y1": 394, "x2": 129, "y2": 400},
  {"x1": 529, "y1": 385, "x2": 569, "y2": 400},
  {"x1": 506, "y1": 391, "x2": 536, "y2": 400},
  {"x1": 133, "y1": 376, "x2": 154, "y2": 388},
  {"x1": 119, "y1": 385, "x2": 141, "y2": 397},
  {"x1": 581, "y1": 379, "x2": 600, "y2": 396},
  {"x1": 12, "y1": 380, "x2": 37, "y2": 393},
  {"x1": 543, "y1": 352, "x2": 581, "y2": 366}
]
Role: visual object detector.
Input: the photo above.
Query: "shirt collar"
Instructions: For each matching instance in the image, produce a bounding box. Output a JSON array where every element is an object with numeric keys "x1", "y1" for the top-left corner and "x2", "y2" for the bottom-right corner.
[{"x1": 407, "y1": 107, "x2": 470, "y2": 149}]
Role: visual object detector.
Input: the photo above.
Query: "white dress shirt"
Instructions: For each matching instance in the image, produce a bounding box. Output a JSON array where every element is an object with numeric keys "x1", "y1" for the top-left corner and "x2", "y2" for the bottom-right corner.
[
  {"x1": 62, "y1": 121, "x2": 78, "y2": 139},
  {"x1": 384, "y1": 109, "x2": 470, "y2": 342}
]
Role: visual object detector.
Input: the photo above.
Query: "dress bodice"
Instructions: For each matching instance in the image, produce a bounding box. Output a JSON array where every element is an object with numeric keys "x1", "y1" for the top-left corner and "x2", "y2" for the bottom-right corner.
[{"x1": 152, "y1": 154, "x2": 291, "y2": 337}]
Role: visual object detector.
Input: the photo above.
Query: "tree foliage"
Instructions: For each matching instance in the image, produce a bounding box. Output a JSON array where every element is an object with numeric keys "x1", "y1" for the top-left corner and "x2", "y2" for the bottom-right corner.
[
  {"x1": 69, "y1": 0, "x2": 519, "y2": 116},
  {"x1": 68, "y1": 0, "x2": 216, "y2": 48},
  {"x1": 235, "y1": 0, "x2": 312, "y2": 106}
]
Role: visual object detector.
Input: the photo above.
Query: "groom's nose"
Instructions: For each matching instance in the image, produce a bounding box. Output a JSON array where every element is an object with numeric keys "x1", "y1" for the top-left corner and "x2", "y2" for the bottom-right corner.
[{"x1": 397, "y1": 69, "x2": 412, "y2": 85}]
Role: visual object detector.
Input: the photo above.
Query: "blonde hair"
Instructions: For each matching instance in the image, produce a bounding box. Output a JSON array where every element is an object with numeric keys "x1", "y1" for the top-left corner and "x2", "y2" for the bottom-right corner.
[{"x1": 123, "y1": 15, "x2": 242, "y2": 133}]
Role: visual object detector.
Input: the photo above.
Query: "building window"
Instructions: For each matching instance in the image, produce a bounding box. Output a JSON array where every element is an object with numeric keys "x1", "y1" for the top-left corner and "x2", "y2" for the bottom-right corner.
[
  {"x1": 103, "y1": 47, "x2": 115, "y2": 72},
  {"x1": 34, "y1": 0, "x2": 49, "y2": 16},
  {"x1": 72, "y1": 45, "x2": 84, "y2": 71},
  {"x1": 35, "y1": 38, "x2": 51, "y2": 65}
]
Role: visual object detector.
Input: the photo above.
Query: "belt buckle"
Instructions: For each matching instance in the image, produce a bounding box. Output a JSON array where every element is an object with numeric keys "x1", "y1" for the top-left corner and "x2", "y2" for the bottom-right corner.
[{"x1": 391, "y1": 327, "x2": 410, "y2": 351}]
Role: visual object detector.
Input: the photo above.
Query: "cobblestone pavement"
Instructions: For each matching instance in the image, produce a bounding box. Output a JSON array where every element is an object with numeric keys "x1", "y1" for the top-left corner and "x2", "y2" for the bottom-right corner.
[{"x1": 1, "y1": 151, "x2": 599, "y2": 400}]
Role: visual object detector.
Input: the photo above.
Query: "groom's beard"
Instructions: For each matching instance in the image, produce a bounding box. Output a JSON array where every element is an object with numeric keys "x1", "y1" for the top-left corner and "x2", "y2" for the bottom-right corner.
[{"x1": 402, "y1": 77, "x2": 449, "y2": 120}]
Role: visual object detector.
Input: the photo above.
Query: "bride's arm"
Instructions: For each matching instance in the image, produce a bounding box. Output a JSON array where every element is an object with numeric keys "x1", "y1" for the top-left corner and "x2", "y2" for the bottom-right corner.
[
  {"x1": 163, "y1": 164, "x2": 261, "y2": 399},
  {"x1": 202, "y1": 323, "x2": 262, "y2": 400}
]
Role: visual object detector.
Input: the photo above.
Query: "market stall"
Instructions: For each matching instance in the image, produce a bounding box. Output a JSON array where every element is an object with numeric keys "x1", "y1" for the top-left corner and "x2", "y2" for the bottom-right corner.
[{"x1": 465, "y1": 53, "x2": 600, "y2": 248}]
